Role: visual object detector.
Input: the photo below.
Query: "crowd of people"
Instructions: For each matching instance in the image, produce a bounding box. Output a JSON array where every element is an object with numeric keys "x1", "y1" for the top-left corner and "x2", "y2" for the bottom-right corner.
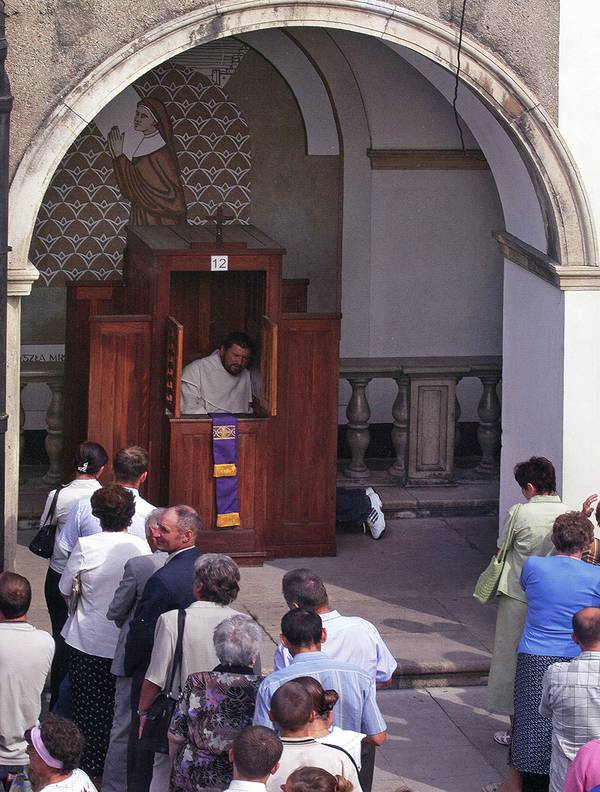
[
  {"x1": 7, "y1": 442, "x2": 600, "y2": 792},
  {"x1": 484, "y1": 456, "x2": 600, "y2": 792},
  {"x1": 0, "y1": 442, "x2": 399, "y2": 792}
]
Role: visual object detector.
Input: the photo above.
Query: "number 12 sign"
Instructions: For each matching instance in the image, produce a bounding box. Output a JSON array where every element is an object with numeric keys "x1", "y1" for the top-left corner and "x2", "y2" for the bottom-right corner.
[{"x1": 211, "y1": 255, "x2": 229, "y2": 271}]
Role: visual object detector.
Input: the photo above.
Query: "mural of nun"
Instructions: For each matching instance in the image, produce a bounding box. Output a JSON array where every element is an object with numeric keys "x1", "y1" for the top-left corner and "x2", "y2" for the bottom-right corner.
[{"x1": 107, "y1": 97, "x2": 187, "y2": 225}]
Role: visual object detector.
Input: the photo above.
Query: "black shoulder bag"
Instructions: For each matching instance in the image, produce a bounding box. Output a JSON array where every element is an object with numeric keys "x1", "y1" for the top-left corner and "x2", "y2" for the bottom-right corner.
[
  {"x1": 28, "y1": 485, "x2": 64, "y2": 559},
  {"x1": 139, "y1": 608, "x2": 187, "y2": 754}
]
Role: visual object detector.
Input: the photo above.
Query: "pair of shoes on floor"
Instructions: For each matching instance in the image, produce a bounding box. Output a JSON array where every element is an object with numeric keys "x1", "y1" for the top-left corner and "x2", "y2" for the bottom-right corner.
[
  {"x1": 482, "y1": 784, "x2": 503, "y2": 792},
  {"x1": 493, "y1": 729, "x2": 511, "y2": 746},
  {"x1": 364, "y1": 487, "x2": 385, "y2": 539}
]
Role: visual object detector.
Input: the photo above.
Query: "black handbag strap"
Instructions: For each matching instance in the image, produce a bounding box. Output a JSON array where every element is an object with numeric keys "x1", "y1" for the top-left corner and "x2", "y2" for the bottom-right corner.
[
  {"x1": 320, "y1": 742, "x2": 360, "y2": 777},
  {"x1": 167, "y1": 608, "x2": 187, "y2": 698},
  {"x1": 43, "y1": 485, "x2": 65, "y2": 527}
]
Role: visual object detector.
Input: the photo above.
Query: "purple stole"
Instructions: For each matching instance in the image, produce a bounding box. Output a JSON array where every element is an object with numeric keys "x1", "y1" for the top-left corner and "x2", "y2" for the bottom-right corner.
[{"x1": 211, "y1": 414, "x2": 241, "y2": 528}]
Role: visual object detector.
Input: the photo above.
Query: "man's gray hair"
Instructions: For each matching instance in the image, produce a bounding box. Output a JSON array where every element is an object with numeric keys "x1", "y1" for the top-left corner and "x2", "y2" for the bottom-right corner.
[
  {"x1": 170, "y1": 504, "x2": 203, "y2": 539},
  {"x1": 281, "y1": 568, "x2": 328, "y2": 610},
  {"x1": 194, "y1": 553, "x2": 240, "y2": 605},
  {"x1": 144, "y1": 508, "x2": 164, "y2": 540},
  {"x1": 213, "y1": 614, "x2": 262, "y2": 667}
]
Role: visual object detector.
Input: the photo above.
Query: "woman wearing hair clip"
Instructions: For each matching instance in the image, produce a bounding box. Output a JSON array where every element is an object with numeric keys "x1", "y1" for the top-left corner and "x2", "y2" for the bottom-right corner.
[
  {"x1": 293, "y1": 677, "x2": 365, "y2": 770},
  {"x1": 40, "y1": 441, "x2": 108, "y2": 709}
]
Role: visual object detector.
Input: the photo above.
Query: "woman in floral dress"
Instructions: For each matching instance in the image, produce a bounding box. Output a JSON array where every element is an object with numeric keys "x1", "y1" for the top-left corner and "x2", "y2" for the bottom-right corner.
[{"x1": 168, "y1": 614, "x2": 263, "y2": 791}]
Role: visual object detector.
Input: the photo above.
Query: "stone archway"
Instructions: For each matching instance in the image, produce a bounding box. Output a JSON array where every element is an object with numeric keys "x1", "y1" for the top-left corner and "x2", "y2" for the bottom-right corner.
[
  {"x1": 5, "y1": 0, "x2": 598, "y2": 567},
  {"x1": 9, "y1": 1, "x2": 596, "y2": 274}
]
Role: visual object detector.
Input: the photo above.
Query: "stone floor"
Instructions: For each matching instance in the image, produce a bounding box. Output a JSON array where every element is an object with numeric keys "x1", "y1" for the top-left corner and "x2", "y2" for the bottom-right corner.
[{"x1": 375, "y1": 685, "x2": 509, "y2": 791}]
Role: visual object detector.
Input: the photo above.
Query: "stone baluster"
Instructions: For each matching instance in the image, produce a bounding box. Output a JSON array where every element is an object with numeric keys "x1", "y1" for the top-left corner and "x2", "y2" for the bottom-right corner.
[
  {"x1": 42, "y1": 381, "x2": 65, "y2": 485},
  {"x1": 344, "y1": 376, "x2": 372, "y2": 479},
  {"x1": 19, "y1": 383, "x2": 26, "y2": 466},
  {"x1": 476, "y1": 375, "x2": 501, "y2": 473},
  {"x1": 454, "y1": 394, "x2": 461, "y2": 453},
  {"x1": 388, "y1": 375, "x2": 409, "y2": 479}
]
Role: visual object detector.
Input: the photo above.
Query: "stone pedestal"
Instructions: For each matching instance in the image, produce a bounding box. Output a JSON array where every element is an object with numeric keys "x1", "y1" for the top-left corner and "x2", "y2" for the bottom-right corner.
[{"x1": 408, "y1": 377, "x2": 456, "y2": 485}]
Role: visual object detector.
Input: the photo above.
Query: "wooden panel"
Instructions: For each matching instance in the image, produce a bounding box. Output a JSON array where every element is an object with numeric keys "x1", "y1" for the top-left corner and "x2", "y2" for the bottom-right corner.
[
  {"x1": 282, "y1": 279, "x2": 309, "y2": 313},
  {"x1": 169, "y1": 272, "x2": 211, "y2": 363},
  {"x1": 168, "y1": 418, "x2": 267, "y2": 563},
  {"x1": 367, "y1": 148, "x2": 489, "y2": 170},
  {"x1": 408, "y1": 378, "x2": 456, "y2": 484},
  {"x1": 268, "y1": 315, "x2": 340, "y2": 557},
  {"x1": 258, "y1": 315, "x2": 277, "y2": 417},
  {"x1": 87, "y1": 315, "x2": 152, "y2": 481},
  {"x1": 63, "y1": 282, "x2": 123, "y2": 471},
  {"x1": 165, "y1": 317, "x2": 183, "y2": 417}
]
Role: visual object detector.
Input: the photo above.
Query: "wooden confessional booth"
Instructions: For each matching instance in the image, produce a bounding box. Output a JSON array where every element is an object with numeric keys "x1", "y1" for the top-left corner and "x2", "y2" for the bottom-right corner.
[{"x1": 63, "y1": 224, "x2": 340, "y2": 564}]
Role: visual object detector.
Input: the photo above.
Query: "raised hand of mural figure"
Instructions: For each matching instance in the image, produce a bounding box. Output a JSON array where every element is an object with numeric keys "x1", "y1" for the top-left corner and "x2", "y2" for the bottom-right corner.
[{"x1": 108, "y1": 126, "x2": 125, "y2": 158}]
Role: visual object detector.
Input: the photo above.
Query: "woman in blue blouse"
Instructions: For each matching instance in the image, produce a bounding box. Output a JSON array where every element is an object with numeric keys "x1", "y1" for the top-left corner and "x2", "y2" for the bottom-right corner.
[{"x1": 492, "y1": 512, "x2": 600, "y2": 792}]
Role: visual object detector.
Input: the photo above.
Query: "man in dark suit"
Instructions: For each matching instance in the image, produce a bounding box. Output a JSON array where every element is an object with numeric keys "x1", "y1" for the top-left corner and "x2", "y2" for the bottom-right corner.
[{"x1": 123, "y1": 504, "x2": 202, "y2": 792}]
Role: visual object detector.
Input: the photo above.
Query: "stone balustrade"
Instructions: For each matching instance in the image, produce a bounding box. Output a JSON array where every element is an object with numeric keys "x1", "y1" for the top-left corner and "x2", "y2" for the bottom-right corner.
[
  {"x1": 20, "y1": 362, "x2": 64, "y2": 485},
  {"x1": 340, "y1": 356, "x2": 502, "y2": 484}
]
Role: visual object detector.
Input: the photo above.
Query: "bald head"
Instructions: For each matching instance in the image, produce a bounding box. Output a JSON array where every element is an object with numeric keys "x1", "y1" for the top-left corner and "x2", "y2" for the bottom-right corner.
[
  {"x1": 573, "y1": 608, "x2": 600, "y2": 649},
  {"x1": 0, "y1": 572, "x2": 31, "y2": 620}
]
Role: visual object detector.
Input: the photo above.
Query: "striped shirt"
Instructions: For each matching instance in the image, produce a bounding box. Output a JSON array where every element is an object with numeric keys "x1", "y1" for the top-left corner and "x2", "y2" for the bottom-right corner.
[
  {"x1": 540, "y1": 652, "x2": 600, "y2": 792},
  {"x1": 253, "y1": 650, "x2": 386, "y2": 736}
]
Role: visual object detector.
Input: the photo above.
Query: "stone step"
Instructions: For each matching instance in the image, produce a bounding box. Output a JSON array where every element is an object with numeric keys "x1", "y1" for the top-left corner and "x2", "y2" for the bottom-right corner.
[{"x1": 389, "y1": 658, "x2": 490, "y2": 690}]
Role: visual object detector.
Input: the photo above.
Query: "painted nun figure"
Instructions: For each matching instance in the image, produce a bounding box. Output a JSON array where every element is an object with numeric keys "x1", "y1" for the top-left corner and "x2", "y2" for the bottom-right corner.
[{"x1": 108, "y1": 96, "x2": 187, "y2": 226}]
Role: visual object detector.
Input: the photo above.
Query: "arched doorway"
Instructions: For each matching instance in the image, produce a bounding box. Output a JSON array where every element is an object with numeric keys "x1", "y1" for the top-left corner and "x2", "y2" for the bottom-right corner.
[{"x1": 7, "y1": 1, "x2": 598, "y2": 566}]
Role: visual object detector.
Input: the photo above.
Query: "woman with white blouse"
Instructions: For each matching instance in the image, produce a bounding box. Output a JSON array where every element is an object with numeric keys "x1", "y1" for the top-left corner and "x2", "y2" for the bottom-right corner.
[
  {"x1": 41, "y1": 441, "x2": 108, "y2": 707},
  {"x1": 59, "y1": 484, "x2": 150, "y2": 783}
]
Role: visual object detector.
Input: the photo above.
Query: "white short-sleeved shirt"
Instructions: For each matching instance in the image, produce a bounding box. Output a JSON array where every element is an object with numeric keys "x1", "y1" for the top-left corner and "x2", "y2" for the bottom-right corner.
[
  {"x1": 59, "y1": 532, "x2": 150, "y2": 658},
  {"x1": 0, "y1": 622, "x2": 55, "y2": 766},
  {"x1": 266, "y1": 738, "x2": 363, "y2": 792},
  {"x1": 38, "y1": 479, "x2": 102, "y2": 574},
  {"x1": 273, "y1": 610, "x2": 397, "y2": 683},
  {"x1": 145, "y1": 601, "x2": 243, "y2": 692},
  {"x1": 58, "y1": 487, "x2": 154, "y2": 555}
]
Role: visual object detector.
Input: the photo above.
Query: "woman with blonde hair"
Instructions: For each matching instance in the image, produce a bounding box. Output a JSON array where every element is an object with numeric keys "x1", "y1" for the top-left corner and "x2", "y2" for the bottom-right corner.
[{"x1": 283, "y1": 766, "x2": 353, "y2": 792}]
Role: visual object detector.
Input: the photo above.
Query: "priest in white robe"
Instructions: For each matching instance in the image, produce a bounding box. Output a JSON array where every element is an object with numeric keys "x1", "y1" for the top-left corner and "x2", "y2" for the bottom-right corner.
[{"x1": 180, "y1": 331, "x2": 253, "y2": 414}]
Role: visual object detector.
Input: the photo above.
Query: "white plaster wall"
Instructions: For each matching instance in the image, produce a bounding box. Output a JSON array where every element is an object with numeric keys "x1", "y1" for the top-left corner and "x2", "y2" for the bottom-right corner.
[
  {"x1": 562, "y1": 291, "x2": 600, "y2": 509},
  {"x1": 238, "y1": 31, "x2": 339, "y2": 155},
  {"x1": 394, "y1": 47, "x2": 547, "y2": 253},
  {"x1": 369, "y1": 170, "x2": 503, "y2": 357},
  {"x1": 559, "y1": 2, "x2": 600, "y2": 245},
  {"x1": 327, "y1": 32, "x2": 505, "y2": 424},
  {"x1": 333, "y1": 30, "x2": 478, "y2": 150},
  {"x1": 499, "y1": 260, "x2": 564, "y2": 521},
  {"x1": 289, "y1": 29, "x2": 372, "y2": 357},
  {"x1": 365, "y1": 168, "x2": 503, "y2": 422}
]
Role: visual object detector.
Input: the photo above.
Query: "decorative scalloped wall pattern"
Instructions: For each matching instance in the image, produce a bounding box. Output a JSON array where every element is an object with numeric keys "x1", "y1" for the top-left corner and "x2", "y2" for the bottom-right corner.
[{"x1": 30, "y1": 61, "x2": 252, "y2": 285}]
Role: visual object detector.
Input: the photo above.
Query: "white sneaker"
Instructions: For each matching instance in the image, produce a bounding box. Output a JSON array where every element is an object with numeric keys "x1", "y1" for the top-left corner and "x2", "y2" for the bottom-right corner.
[{"x1": 365, "y1": 487, "x2": 385, "y2": 539}]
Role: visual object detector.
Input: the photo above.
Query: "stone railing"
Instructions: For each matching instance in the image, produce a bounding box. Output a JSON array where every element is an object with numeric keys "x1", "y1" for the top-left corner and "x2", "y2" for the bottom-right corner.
[
  {"x1": 20, "y1": 361, "x2": 64, "y2": 485},
  {"x1": 340, "y1": 356, "x2": 501, "y2": 484}
]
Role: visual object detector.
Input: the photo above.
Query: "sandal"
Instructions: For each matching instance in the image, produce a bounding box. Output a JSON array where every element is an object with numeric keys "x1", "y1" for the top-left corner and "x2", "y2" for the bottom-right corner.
[{"x1": 493, "y1": 730, "x2": 511, "y2": 746}]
